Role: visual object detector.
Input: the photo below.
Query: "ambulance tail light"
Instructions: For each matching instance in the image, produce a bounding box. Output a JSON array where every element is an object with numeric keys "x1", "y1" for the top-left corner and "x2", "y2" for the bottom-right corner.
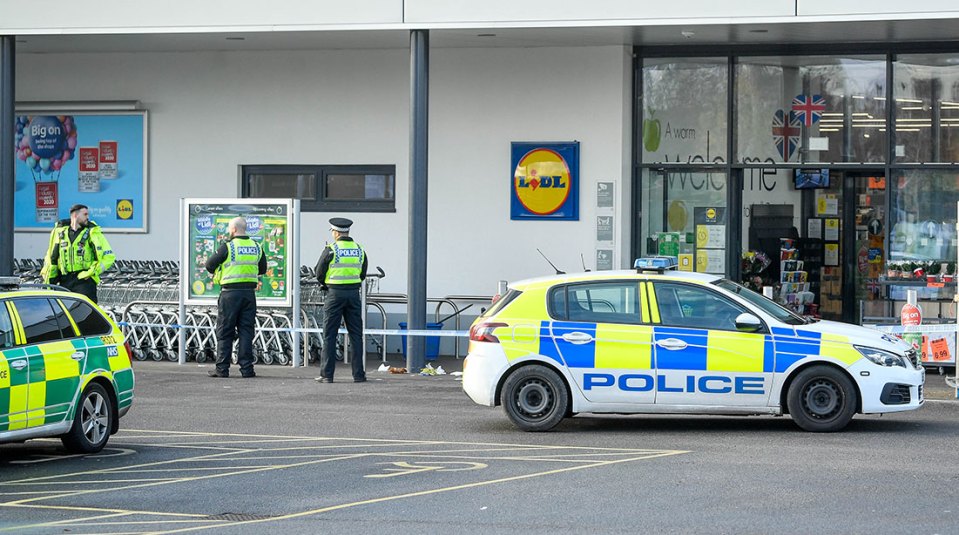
[
  {"x1": 124, "y1": 341, "x2": 134, "y2": 366},
  {"x1": 470, "y1": 322, "x2": 507, "y2": 343}
]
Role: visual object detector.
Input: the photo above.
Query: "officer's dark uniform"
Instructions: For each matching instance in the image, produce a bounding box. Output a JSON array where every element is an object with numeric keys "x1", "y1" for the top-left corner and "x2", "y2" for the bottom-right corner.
[
  {"x1": 315, "y1": 217, "x2": 368, "y2": 383},
  {"x1": 205, "y1": 234, "x2": 267, "y2": 378}
]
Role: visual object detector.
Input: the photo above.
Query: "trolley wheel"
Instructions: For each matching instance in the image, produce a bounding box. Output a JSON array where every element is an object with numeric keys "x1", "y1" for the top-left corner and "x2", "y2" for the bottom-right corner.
[
  {"x1": 148, "y1": 348, "x2": 163, "y2": 361},
  {"x1": 231, "y1": 354, "x2": 238, "y2": 365},
  {"x1": 165, "y1": 349, "x2": 178, "y2": 362},
  {"x1": 132, "y1": 347, "x2": 148, "y2": 361},
  {"x1": 275, "y1": 352, "x2": 290, "y2": 366},
  {"x1": 195, "y1": 350, "x2": 208, "y2": 363},
  {"x1": 260, "y1": 352, "x2": 274, "y2": 365}
]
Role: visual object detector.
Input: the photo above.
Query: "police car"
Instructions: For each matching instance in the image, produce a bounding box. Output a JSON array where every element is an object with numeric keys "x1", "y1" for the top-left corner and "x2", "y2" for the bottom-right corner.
[
  {"x1": 0, "y1": 277, "x2": 134, "y2": 452},
  {"x1": 463, "y1": 257, "x2": 924, "y2": 432}
]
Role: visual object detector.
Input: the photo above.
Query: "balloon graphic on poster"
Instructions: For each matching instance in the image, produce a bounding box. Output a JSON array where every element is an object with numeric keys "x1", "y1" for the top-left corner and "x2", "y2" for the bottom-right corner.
[{"x1": 15, "y1": 115, "x2": 76, "y2": 180}]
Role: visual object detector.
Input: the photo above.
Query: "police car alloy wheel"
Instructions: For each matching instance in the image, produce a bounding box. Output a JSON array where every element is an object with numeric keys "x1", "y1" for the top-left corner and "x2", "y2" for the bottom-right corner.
[
  {"x1": 61, "y1": 383, "x2": 113, "y2": 454},
  {"x1": 786, "y1": 366, "x2": 858, "y2": 433},
  {"x1": 501, "y1": 365, "x2": 569, "y2": 432}
]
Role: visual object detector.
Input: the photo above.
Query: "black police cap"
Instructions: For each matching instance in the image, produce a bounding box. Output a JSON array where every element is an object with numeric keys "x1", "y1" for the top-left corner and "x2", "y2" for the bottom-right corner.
[{"x1": 329, "y1": 217, "x2": 353, "y2": 232}]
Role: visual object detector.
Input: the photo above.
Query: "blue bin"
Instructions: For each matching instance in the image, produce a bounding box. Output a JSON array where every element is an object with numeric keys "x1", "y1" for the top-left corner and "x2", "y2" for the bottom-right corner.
[{"x1": 399, "y1": 322, "x2": 443, "y2": 360}]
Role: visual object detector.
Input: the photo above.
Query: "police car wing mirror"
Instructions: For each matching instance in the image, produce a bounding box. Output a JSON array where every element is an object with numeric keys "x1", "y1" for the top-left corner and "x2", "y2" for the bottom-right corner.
[{"x1": 735, "y1": 313, "x2": 763, "y2": 333}]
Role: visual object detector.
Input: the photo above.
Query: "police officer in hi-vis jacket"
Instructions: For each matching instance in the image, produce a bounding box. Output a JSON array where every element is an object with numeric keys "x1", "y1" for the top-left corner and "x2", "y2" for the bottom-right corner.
[
  {"x1": 314, "y1": 217, "x2": 368, "y2": 383},
  {"x1": 41, "y1": 203, "x2": 116, "y2": 303},
  {"x1": 205, "y1": 217, "x2": 267, "y2": 378}
]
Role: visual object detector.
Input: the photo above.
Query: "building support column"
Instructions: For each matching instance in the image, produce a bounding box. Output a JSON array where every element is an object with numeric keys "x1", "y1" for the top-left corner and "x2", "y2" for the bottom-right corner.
[
  {"x1": 0, "y1": 36, "x2": 15, "y2": 276},
  {"x1": 406, "y1": 29, "x2": 429, "y2": 371}
]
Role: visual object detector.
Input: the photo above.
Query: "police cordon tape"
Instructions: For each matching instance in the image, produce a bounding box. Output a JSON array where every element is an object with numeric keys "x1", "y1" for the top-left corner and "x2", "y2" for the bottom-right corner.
[
  {"x1": 865, "y1": 323, "x2": 959, "y2": 334},
  {"x1": 116, "y1": 321, "x2": 469, "y2": 337}
]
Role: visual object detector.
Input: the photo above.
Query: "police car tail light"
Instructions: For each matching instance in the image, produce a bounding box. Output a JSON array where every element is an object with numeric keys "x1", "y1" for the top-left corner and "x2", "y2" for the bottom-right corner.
[{"x1": 470, "y1": 322, "x2": 507, "y2": 343}]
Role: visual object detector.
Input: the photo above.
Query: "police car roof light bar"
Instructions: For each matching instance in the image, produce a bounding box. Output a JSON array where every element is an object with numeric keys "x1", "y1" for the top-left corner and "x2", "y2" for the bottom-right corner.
[
  {"x1": 0, "y1": 277, "x2": 20, "y2": 290},
  {"x1": 633, "y1": 256, "x2": 679, "y2": 273}
]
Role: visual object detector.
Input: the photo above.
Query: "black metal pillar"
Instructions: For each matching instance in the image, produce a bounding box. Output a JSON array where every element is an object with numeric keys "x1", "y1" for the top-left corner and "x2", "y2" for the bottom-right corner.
[
  {"x1": 406, "y1": 29, "x2": 429, "y2": 371},
  {"x1": 0, "y1": 37, "x2": 15, "y2": 277}
]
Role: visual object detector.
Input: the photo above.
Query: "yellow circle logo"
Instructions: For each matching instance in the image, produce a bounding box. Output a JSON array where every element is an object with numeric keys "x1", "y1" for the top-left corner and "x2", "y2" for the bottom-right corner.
[
  {"x1": 513, "y1": 149, "x2": 571, "y2": 215},
  {"x1": 192, "y1": 280, "x2": 205, "y2": 295},
  {"x1": 705, "y1": 208, "x2": 716, "y2": 220},
  {"x1": 271, "y1": 280, "x2": 279, "y2": 290},
  {"x1": 116, "y1": 199, "x2": 134, "y2": 220}
]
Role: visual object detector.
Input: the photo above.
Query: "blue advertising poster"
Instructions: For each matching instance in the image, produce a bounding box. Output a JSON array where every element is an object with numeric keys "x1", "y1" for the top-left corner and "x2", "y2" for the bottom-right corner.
[
  {"x1": 510, "y1": 141, "x2": 579, "y2": 220},
  {"x1": 14, "y1": 111, "x2": 148, "y2": 232}
]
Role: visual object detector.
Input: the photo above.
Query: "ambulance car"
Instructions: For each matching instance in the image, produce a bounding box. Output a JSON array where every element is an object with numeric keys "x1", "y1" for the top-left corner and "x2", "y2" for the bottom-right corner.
[
  {"x1": 463, "y1": 258, "x2": 924, "y2": 432},
  {"x1": 0, "y1": 278, "x2": 135, "y2": 452}
]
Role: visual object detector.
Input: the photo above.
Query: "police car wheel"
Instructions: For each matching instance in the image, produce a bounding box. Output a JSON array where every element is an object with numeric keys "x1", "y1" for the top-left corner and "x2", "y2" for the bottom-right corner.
[
  {"x1": 786, "y1": 366, "x2": 857, "y2": 433},
  {"x1": 501, "y1": 365, "x2": 568, "y2": 432},
  {"x1": 61, "y1": 383, "x2": 113, "y2": 454}
]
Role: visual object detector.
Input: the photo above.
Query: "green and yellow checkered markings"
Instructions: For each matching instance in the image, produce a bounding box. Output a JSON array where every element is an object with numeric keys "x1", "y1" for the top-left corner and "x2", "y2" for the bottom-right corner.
[
  {"x1": 819, "y1": 333, "x2": 863, "y2": 365},
  {"x1": 595, "y1": 325, "x2": 652, "y2": 369},
  {"x1": 706, "y1": 331, "x2": 765, "y2": 373}
]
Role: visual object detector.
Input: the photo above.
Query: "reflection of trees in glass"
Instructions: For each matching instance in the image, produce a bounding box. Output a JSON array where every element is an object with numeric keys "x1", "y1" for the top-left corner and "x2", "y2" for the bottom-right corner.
[{"x1": 642, "y1": 60, "x2": 728, "y2": 163}]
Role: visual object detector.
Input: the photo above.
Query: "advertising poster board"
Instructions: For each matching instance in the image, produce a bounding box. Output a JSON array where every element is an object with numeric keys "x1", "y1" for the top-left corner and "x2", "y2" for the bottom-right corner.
[
  {"x1": 182, "y1": 199, "x2": 296, "y2": 307},
  {"x1": 694, "y1": 206, "x2": 726, "y2": 275},
  {"x1": 14, "y1": 111, "x2": 148, "y2": 232}
]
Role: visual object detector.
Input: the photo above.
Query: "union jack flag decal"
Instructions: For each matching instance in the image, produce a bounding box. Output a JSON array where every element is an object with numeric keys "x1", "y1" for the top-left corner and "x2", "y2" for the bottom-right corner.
[
  {"x1": 791, "y1": 94, "x2": 826, "y2": 126},
  {"x1": 772, "y1": 109, "x2": 801, "y2": 161}
]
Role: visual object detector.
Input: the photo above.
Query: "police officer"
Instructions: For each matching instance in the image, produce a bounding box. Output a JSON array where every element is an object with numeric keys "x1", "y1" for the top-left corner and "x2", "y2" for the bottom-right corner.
[
  {"x1": 205, "y1": 217, "x2": 266, "y2": 378},
  {"x1": 314, "y1": 217, "x2": 368, "y2": 383},
  {"x1": 41, "y1": 204, "x2": 116, "y2": 303}
]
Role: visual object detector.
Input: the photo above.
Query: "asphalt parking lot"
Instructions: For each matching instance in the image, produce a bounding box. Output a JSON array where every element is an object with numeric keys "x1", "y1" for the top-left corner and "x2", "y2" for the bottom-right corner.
[{"x1": 1, "y1": 357, "x2": 957, "y2": 534}]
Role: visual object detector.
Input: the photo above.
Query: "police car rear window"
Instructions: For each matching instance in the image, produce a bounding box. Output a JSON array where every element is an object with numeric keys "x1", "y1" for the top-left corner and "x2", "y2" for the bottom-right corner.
[{"x1": 62, "y1": 299, "x2": 113, "y2": 336}]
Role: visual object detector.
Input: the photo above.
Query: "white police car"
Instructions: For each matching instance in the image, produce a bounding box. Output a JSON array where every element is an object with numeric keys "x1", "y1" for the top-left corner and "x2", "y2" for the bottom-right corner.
[{"x1": 463, "y1": 257, "x2": 924, "y2": 432}]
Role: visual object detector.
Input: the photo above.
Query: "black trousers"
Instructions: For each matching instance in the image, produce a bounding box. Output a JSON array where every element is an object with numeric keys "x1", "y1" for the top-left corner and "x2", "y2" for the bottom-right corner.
[
  {"x1": 215, "y1": 288, "x2": 257, "y2": 376},
  {"x1": 321, "y1": 286, "x2": 365, "y2": 380},
  {"x1": 57, "y1": 273, "x2": 98, "y2": 303}
]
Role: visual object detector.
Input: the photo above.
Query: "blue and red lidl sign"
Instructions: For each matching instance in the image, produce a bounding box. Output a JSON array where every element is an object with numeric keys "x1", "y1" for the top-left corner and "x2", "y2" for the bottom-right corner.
[{"x1": 510, "y1": 142, "x2": 579, "y2": 221}]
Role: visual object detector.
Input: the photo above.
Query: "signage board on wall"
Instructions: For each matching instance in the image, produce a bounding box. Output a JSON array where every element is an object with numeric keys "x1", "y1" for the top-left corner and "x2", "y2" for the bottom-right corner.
[
  {"x1": 182, "y1": 199, "x2": 297, "y2": 307},
  {"x1": 694, "y1": 206, "x2": 726, "y2": 275},
  {"x1": 14, "y1": 110, "x2": 148, "y2": 232},
  {"x1": 510, "y1": 142, "x2": 579, "y2": 220}
]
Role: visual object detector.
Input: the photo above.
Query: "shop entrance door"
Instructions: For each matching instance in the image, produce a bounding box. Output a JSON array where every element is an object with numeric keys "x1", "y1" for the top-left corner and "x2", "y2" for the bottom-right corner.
[{"x1": 852, "y1": 173, "x2": 887, "y2": 323}]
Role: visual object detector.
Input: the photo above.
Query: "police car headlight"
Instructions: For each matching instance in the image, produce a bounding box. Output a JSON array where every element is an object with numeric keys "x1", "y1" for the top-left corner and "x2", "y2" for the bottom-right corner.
[{"x1": 856, "y1": 346, "x2": 907, "y2": 368}]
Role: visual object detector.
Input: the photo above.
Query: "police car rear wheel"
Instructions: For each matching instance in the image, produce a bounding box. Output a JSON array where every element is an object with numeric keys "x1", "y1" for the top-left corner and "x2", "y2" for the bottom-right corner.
[
  {"x1": 61, "y1": 383, "x2": 113, "y2": 454},
  {"x1": 501, "y1": 365, "x2": 568, "y2": 432},
  {"x1": 787, "y1": 366, "x2": 857, "y2": 432}
]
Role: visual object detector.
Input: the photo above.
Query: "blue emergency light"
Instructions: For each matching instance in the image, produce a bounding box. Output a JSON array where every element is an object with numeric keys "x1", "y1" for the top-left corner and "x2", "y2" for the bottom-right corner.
[{"x1": 633, "y1": 256, "x2": 679, "y2": 273}]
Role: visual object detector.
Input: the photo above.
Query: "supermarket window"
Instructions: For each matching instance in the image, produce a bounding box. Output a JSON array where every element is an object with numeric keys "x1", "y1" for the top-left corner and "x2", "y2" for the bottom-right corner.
[{"x1": 242, "y1": 165, "x2": 395, "y2": 212}]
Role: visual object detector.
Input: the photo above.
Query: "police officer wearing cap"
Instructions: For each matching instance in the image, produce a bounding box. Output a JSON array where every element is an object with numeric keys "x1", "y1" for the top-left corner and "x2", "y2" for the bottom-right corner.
[
  {"x1": 204, "y1": 217, "x2": 267, "y2": 378},
  {"x1": 41, "y1": 204, "x2": 116, "y2": 303},
  {"x1": 314, "y1": 217, "x2": 368, "y2": 383}
]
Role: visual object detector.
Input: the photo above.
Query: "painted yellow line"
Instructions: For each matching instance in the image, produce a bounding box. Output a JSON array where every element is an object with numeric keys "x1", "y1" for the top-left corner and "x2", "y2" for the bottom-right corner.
[
  {"x1": 151, "y1": 451, "x2": 690, "y2": 534},
  {"x1": 0, "y1": 502, "x2": 212, "y2": 517},
  {"x1": 101, "y1": 467, "x2": 288, "y2": 473},
  {"x1": 0, "y1": 512, "x2": 133, "y2": 532}
]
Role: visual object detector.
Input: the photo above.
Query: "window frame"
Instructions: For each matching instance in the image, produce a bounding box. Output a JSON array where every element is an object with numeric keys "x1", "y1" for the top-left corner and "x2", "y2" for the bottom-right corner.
[{"x1": 241, "y1": 164, "x2": 396, "y2": 213}]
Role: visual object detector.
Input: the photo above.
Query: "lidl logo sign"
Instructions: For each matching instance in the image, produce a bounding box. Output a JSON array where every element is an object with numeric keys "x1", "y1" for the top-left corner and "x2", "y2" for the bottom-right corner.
[
  {"x1": 116, "y1": 199, "x2": 134, "y2": 220},
  {"x1": 510, "y1": 142, "x2": 579, "y2": 220}
]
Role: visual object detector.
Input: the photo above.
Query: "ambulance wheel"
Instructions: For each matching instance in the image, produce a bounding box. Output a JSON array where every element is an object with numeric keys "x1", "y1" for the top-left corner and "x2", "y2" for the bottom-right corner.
[
  {"x1": 787, "y1": 365, "x2": 857, "y2": 432},
  {"x1": 501, "y1": 365, "x2": 568, "y2": 432},
  {"x1": 61, "y1": 383, "x2": 112, "y2": 454}
]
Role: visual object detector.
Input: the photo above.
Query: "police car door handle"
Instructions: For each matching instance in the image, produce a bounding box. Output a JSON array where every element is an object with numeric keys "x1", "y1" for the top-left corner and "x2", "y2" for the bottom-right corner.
[
  {"x1": 656, "y1": 338, "x2": 688, "y2": 350},
  {"x1": 561, "y1": 332, "x2": 594, "y2": 345},
  {"x1": 9, "y1": 359, "x2": 27, "y2": 370},
  {"x1": 70, "y1": 351, "x2": 85, "y2": 361}
]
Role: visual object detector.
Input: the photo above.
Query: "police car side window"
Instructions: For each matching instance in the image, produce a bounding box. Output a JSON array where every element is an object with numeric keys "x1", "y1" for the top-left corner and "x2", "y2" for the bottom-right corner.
[
  {"x1": 13, "y1": 298, "x2": 65, "y2": 345},
  {"x1": 548, "y1": 287, "x2": 568, "y2": 320},
  {"x1": 562, "y1": 282, "x2": 642, "y2": 324},
  {"x1": 654, "y1": 283, "x2": 747, "y2": 332},
  {"x1": 0, "y1": 304, "x2": 14, "y2": 349},
  {"x1": 62, "y1": 299, "x2": 113, "y2": 336}
]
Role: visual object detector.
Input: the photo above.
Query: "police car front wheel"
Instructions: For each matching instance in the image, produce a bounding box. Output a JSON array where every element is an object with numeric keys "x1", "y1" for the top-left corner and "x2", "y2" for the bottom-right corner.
[
  {"x1": 786, "y1": 366, "x2": 857, "y2": 433},
  {"x1": 61, "y1": 383, "x2": 113, "y2": 453},
  {"x1": 501, "y1": 365, "x2": 568, "y2": 432}
]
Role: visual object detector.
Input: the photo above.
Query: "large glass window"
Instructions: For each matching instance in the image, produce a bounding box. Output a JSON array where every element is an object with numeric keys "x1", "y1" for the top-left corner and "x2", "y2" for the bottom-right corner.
[
  {"x1": 889, "y1": 170, "x2": 959, "y2": 265},
  {"x1": 641, "y1": 168, "x2": 727, "y2": 275},
  {"x1": 642, "y1": 58, "x2": 728, "y2": 164},
  {"x1": 737, "y1": 56, "x2": 887, "y2": 164},
  {"x1": 242, "y1": 165, "x2": 395, "y2": 212},
  {"x1": 894, "y1": 54, "x2": 959, "y2": 163}
]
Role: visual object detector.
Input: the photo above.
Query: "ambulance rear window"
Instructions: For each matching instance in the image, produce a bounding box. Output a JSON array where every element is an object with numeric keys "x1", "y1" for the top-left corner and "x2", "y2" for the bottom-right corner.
[{"x1": 62, "y1": 299, "x2": 113, "y2": 336}]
